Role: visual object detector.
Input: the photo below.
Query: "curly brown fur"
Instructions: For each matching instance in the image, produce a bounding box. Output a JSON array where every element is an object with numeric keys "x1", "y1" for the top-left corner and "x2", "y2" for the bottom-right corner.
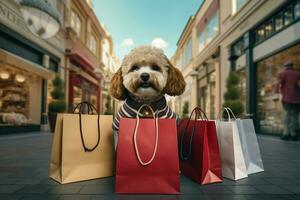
[
  {"x1": 110, "y1": 68, "x2": 127, "y2": 100},
  {"x1": 164, "y1": 60, "x2": 186, "y2": 96},
  {"x1": 110, "y1": 45, "x2": 186, "y2": 102}
]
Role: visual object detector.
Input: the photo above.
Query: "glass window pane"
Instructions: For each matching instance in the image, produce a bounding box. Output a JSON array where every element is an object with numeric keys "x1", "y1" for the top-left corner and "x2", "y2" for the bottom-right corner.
[
  {"x1": 295, "y1": 1, "x2": 300, "y2": 19},
  {"x1": 183, "y1": 38, "x2": 192, "y2": 66},
  {"x1": 198, "y1": 31, "x2": 205, "y2": 53},
  {"x1": 256, "y1": 26, "x2": 265, "y2": 43},
  {"x1": 265, "y1": 21, "x2": 273, "y2": 37},
  {"x1": 283, "y1": 8, "x2": 293, "y2": 26},
  {"x1": 206, "y1": 12, "x2": 219, "y2": 44},
  {"x1": 233, "y1": 39, "x2": 244, "y2": 56},
  {"x1": 275, "y1": 14, "x2": 283, "y2": 31}
]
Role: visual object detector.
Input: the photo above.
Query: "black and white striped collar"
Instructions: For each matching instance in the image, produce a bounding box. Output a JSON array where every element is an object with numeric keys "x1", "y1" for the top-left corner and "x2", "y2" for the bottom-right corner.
[{"x1": 125, "y1": 96, "x2": 168, "y2": 112}]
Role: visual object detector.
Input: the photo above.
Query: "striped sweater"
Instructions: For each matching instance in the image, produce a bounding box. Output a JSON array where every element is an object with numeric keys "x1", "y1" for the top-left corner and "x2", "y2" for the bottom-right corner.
[{"x1": 113, "y1": 96, "x2": 178, "y2": 132}]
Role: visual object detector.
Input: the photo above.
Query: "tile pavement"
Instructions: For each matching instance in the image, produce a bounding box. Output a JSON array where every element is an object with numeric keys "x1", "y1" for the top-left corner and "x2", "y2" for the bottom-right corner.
[{"x1": 0, "y1": 132, "x2": 299, "y2": 200}]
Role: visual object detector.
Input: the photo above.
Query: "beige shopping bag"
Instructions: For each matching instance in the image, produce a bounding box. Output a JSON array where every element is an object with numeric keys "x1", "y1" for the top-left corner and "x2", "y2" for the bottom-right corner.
[{"x1": 49, "y1": 102, "x2": 115, "y2": 184}]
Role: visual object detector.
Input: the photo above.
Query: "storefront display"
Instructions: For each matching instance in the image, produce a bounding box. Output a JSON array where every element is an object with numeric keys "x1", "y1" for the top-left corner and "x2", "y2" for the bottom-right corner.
[
  {"x1": 257, "y1": 43, "x2": 300, "y2": 134},
  {"x1": 0, "y1": 67, "x2": 32, "y2": 126},
  {"x1": 69, "y1": 71, "x2": 100, "y2": 112}
]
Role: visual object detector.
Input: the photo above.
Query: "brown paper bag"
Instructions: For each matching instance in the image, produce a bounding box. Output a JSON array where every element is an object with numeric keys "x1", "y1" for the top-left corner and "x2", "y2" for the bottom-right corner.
[{"x1": 49, "y1": 102, "x2": 115, "y2": 184}]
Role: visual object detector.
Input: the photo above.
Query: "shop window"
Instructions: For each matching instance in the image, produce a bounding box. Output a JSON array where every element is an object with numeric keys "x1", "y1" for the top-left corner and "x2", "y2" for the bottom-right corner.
[
  {"x1": 232, "y1": 38, "x2": 245, "y2": 57},
  {"x1": 283, "y1": 7, "x2": 293, "y2": 26},
  {"x1": 257, "y1": 43, "x2": 300, "y2": 134},
  {"x1": 73, "y1": 86, "x2": 82, "y2": 110},
  {"x1": 88, "y1": 34, "x2": 97, "y2": 54},
  {"x1": 275, "y1": 14, "x2": 283, "y2": 31},
  {"x1": 237, "y1": 68, "x2": 247, "y2": 112},
  {"x1": 70, "y1": 10, "x2": 82, "y2": 37},
  {"x1": 264, "y1": 20, "x2": 273, "y2": 37},
  {"x1": 0, "y1": 69, "x2": 31, "y2": 126},
  {"x1": 294, "y1": 1, "x2": 300, "y2": 20}
]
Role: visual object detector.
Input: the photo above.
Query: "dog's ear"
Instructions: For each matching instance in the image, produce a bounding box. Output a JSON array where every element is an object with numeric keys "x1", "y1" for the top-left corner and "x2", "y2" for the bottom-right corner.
[
  {"x1": 164, "y1": 60, "x2": 186, "y2": 96},
  {"x1": 109, "y1": 68, "x2": 127, "y2": 100}
]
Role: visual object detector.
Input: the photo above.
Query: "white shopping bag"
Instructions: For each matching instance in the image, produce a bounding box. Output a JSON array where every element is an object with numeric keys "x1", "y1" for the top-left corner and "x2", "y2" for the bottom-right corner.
[
  {"x1": 216, "y1": 108, "x2": 248, "y2": 181},
  {"x1": 226, "y1": 108, "x2": 264, "y2": 174}
]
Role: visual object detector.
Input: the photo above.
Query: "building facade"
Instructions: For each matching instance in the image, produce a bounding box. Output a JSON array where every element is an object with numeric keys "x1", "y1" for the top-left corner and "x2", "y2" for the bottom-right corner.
[
  {"x1": 64, "y1": 0, "x2": 110, "y2": 113},
  {"x1": 0, "y1": 0, "x2": 66, "y2": 133},
  {"x1": 0, "y1": 0, "x2": 118, "y2": 133},
  {"x1": 172, "y1": 0, "x2": 300, "y2": 135}
]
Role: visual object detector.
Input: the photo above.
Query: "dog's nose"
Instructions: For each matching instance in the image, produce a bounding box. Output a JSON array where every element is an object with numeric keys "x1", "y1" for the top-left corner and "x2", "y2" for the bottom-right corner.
[{"x1": 140, "y1": 73, "x2": 150, "y2": 82}]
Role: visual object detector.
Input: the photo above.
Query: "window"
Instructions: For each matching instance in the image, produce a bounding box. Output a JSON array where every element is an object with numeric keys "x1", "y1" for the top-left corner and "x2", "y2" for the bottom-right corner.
[
  {"x1": 283, "y1": 7, "x2": 293, "y2": 26},
  {"x1": 254, "y1": 0, "x2": 300, "y2": 45},
  {"x1": 206, "y1": 12, "x2": 219, "y2": 44},
  {"x1": 232, "y1": 38, "x2": 245, "y2": 56},
  {"x1": 70, "y1": 11, "x2": 81, "y2": 37},
  {"x1": 275, "y1": 14, "x2": 283, "y2": 31},
  {"x1": 255, "y1": 26, "x2": 265, "y2": 43},
  {"x1": 198, "y1": 31, "x2": 205, "y2": 52},
  {"x1": 264, "y1": 21, "x2": 273, "y2": 37},
  {"x1": 295, "y1": 1, "x2": 300, "y2": 19},
  {"x1": 197, "y1": 11, "x2": 219, "y2": 53},
  {"x1": 183, "y1": 37, "x2": 192, "y2": 66},
  {"x1": 233, "y1": 0, "x2": 247, "y2": 14},
  {"x1": 88, "y1": 34, "x2": 97, "y2": 54}
]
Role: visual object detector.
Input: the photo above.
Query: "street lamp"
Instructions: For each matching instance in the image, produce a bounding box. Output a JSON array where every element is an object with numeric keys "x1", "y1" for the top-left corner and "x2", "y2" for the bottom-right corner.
[{"x1": 20, "y1": 0, "x2": 61, "y2": 39}]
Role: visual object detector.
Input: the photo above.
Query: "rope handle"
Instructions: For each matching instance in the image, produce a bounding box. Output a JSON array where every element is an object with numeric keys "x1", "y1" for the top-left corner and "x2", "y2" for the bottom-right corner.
[
  {"x1": 73, "y1": 102, "x2": 100, "y2": 152},
  {"x1": 180, "y1": 107, "x2": 208, "y2": 161},
  {"x1": 73, "y1": 101, "x2": 98, "y2": 115},
  {"x1": 133, "y1": 104, "x2": 158, "y2": 166}
]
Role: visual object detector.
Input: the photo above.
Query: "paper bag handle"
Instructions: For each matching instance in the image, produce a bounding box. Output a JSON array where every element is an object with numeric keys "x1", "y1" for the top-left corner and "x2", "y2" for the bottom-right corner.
[
  {"x1": 218, "y1": 107, "x2": 232, "y2": 121},
  {"x1": 225, "y1": 107, "x2": 237, "y2": 120},
  {"x1": 73, "y1": 102, "x2": 100, "y2": 152},
  {"x1": 133, "y1": 104, "x2": 158, "y2": 166},
  {"x1": 180, "y1": 107, "x2": 208, "y2": 161}
]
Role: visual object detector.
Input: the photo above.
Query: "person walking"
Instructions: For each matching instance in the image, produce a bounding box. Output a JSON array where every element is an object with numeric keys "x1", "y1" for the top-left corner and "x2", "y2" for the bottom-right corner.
[{"x1": 276, "y1": 61, "x2": 300, "y2": 141}]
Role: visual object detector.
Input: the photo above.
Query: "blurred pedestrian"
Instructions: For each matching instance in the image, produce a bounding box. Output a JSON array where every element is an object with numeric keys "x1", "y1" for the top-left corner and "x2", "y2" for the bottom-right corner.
[{"x1": 276, "y1": 61, "x2": 300, "y2": 141}]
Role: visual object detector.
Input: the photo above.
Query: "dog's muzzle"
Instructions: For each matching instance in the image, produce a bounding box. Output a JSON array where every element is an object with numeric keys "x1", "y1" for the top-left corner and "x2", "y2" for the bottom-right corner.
[{"x1": 140, "y1": 73, "x2": 151, "y2": 88}]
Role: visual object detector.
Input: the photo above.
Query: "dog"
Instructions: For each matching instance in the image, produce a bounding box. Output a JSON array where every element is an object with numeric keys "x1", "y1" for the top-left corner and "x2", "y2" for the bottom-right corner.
[{"x1": 109, "y1": 45, "x2": 186, "y2": 147}]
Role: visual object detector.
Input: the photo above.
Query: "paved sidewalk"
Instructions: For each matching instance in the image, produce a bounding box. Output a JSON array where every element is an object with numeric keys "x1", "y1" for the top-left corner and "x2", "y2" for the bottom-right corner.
[{"x1": 0, "y1": 132, "x2": 299, "y2": 200}]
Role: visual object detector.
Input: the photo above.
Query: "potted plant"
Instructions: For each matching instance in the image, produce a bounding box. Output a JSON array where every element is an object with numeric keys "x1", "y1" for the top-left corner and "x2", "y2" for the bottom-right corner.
[
  {"x1": 48, "y1": 74, "x2": 66, "y2": 132},
  {"x1": 182, "y1": 101, "x2": 189, "y2": 118},
  {"x1": 104, "y1": 95, "x2": 113, "y2": 115},
  {"x1": 223, "y1": 70, "x2": 244, "y2": 118}
]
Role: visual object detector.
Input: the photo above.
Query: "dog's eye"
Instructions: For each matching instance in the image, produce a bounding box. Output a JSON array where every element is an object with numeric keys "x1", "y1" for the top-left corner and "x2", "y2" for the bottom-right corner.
[
  {"x1": 151, "y1": 65, "x2": 161, "y2": 72},
  {"x1": 130, "y1": 65, "x2": 139, "y2": 72}
]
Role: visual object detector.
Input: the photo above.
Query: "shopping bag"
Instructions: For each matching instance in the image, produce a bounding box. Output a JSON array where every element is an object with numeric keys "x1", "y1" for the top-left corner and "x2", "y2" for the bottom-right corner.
[
  {"x1": 178, "y1": 107, "x2": 222, "y2": 184},
  {"x1": 116, "y1": 104, "x2": 180, "y2": 194},
  {"x1": 216, "y1": 108, "x2": 248, "y2": 181},
  {"x1": 49, "y1": 102, "x2": 115, "y2": 184},
  {"x1": 225, "y1": 108, "x2": 264, "y2": 174}
]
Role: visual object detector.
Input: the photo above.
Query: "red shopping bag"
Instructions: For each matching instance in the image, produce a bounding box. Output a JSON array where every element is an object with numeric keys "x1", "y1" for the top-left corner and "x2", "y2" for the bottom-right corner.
[
  {"x1": 178, "y1": 107, "x2": 222, "y2": 185},
  {"x1": 116, "y1": 105, "x2": 180, "y2": 194}
]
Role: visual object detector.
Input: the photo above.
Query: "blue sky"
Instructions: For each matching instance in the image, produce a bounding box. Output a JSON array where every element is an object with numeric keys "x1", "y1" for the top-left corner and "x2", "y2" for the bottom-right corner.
[{"x1": 93, "y1": 0, "x2": 203, "y2": 60}]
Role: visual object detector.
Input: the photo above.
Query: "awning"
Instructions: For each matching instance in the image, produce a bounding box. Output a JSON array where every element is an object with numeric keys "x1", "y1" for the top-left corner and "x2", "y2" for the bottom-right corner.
[{"x1": 0, "y1": 49, "x2": 55, "y2": 80}]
